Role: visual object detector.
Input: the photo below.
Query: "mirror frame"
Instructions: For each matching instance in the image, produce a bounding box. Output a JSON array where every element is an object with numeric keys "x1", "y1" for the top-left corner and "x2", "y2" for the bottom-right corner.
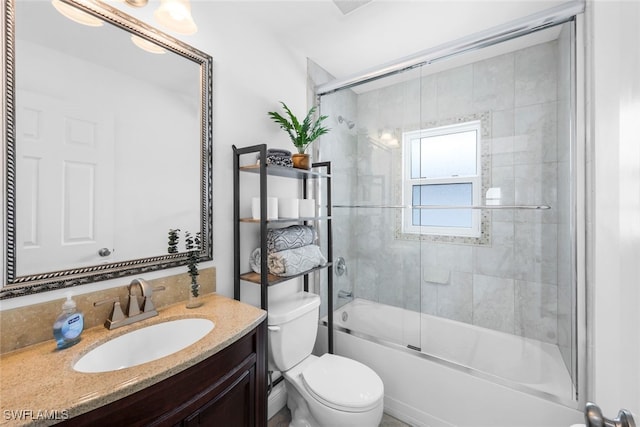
[{"x1": 1, "y1": 0, "x2": 213, "y2": 299}]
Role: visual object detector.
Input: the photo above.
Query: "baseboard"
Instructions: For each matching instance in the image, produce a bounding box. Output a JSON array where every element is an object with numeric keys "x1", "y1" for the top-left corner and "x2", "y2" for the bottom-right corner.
[{"x1": 268, "y1": 381, "x2": 287, "y2": 420}]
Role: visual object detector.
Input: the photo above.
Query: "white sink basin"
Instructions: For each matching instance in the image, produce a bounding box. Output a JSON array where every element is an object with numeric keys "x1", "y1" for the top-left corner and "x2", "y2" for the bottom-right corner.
[{"x1": 73, "y1": 318, "x2": 215, "y2": 373}]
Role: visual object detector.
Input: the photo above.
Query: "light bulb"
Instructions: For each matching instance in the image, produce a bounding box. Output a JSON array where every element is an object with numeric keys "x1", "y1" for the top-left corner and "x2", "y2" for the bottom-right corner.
[
  {"x1": 154, "y1": 0, "x2": 197, "y2": 35},
  {"x1": 52, "y1": 0, "x2": 104, "y2": 27},
  {"x1": 131, "y1": 35, "x2": 166, "y2": 54}
]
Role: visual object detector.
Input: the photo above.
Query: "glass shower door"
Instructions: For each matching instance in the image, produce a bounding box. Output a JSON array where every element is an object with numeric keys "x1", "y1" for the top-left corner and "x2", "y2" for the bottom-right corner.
[{"x1": 318, "y1": 67, "x2": 424, "y2": 351}]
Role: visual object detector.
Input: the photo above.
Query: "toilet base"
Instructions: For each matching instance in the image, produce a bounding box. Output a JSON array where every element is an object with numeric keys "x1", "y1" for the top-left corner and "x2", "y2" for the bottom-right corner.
[
  {"x1": 283, "y1": 355, "x2": 384, "y2": 427},
  {"x1": 286, "y1": 381, "x2": 321, "y2": 427}
]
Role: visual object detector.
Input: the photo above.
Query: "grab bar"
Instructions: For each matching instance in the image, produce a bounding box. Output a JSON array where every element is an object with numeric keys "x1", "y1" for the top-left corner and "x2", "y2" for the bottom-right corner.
[
  {"x1": 585, "y1": 402, "x2": 636, "y2": 427},
  {"x1": 333, "y1": 204, "x2": 551, "y2": 210}
]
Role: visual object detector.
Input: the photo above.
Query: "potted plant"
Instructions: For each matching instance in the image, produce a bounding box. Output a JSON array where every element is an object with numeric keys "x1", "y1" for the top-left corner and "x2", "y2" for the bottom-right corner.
[
  {"x1": 267, "y1": 101, "x2": 330, "y2": 169},
  {"x1": 168, "y1": 228, "x2": 203, "y2": 308}
]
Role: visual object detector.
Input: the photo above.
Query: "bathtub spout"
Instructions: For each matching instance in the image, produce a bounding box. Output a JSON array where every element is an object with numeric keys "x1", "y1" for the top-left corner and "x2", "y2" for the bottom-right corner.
[{"x1": 338, "y1": 290, "x2": 353, "y2": 299}]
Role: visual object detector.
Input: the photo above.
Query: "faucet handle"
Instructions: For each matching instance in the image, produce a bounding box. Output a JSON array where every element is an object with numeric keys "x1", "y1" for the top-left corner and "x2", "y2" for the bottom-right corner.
[{"x1": 94, "y1": 297, "x2": 126, "y2": 329}]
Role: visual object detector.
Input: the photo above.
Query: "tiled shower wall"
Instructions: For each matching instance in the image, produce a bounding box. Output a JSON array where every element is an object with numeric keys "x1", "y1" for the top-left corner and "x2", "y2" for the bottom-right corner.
[{"x1": 321, "y1": 37, "x2": 573, "y2": 350}]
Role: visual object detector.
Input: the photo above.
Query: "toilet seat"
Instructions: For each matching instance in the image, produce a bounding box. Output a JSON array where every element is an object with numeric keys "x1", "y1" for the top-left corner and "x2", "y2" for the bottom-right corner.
[{"x1": 301, "y1": 354, "x2": 384, "y2": 413}]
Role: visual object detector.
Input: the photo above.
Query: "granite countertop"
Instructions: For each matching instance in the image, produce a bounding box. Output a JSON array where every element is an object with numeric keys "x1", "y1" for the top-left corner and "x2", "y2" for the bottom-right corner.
[{"x1": 0, "y1": 293, "x2": 266, "y2": 426}]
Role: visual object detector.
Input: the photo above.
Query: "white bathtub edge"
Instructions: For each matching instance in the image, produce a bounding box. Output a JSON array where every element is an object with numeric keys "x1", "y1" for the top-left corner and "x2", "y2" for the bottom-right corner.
[
  {"x1": 384, "y1": 395, "x2": 455, "y2": 427},
  {"x1": 318, "y1": 325, "x2": 584, "y2": 427}
]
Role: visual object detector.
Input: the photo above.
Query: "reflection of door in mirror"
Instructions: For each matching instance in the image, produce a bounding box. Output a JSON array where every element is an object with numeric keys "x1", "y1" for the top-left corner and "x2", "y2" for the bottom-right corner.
[
  {"x1": 4, "y1": 0, "x2": 212, "y2": 296},
  {"x1": 16, "y1": 91, "x2": 115, "y2": 275}
]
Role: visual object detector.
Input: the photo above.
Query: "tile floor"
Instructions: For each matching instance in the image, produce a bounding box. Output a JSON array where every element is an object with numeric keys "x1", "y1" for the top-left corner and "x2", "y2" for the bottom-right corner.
[{"x1": 268, "y1": 406, "x2": 411, "y2": 427}]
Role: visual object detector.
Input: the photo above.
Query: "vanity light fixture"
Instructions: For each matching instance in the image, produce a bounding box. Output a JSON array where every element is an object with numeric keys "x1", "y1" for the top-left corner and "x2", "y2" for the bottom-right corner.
[
  {"x1": 131, "y1": 35, "x2": 167, "y2": 54},
  {"x1": 52, "y1": 0, "x2": 104, "y2": 27},
  {"x1": 154, "y1": 0, "x2": 198, "y2": 35},
  {"x1": 124, "y1": 0, "x2": 148, "y2": 7}
]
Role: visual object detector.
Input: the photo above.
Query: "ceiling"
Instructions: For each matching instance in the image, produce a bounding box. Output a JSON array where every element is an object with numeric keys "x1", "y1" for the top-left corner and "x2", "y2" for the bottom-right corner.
[
  {"x1": 18, "y1": 0, "x2": 568, "y2": 91},
  {"x1": 185, "y1": 0, "x2": 567, "y2": 81}
]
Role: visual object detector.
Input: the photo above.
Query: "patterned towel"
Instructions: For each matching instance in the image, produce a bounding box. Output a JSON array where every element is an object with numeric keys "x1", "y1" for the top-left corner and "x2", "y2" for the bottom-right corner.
[
  {"x1": 267, "y1": 148, "x2": 291, "y2": 156},
  {"x1": 266, "y1": 155, "x2": 292, "y2": 167},
  {"x1": 256, "y1": 149, "x2": 293, "y2": 167},
  {"x1": 250, "y1": 245, "x2": 327, "y2": 277},
  {"x1": 267, "y1": 225, "x2": 316, "y2": 253},
  {"x1": 269, "y1": 245, "x2": 327, "y2": 276}
]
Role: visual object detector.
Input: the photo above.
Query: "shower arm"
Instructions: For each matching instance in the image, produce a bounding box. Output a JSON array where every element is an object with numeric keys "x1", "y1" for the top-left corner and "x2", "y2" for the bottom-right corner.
[{"x1": 333, "y1": 204, "x2": 551, "y2": 210}]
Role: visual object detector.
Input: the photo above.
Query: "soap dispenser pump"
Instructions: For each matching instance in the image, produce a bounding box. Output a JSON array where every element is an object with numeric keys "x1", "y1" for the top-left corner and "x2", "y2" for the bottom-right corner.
[{"x1": 53, "y1": 292, "x2": 84, "y2": 349}]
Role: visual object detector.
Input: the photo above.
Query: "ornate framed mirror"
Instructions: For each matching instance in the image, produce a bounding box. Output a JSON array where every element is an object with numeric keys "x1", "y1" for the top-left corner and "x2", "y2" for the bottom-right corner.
[{"x1": 2, "y1": 0, "x2": 213, "y2": 298}]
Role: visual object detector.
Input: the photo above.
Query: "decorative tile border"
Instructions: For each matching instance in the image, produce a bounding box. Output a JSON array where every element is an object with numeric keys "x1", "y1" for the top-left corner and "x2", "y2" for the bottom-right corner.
[{"x1": 393, "y1": 111, "x2": 492, "y2": 246}]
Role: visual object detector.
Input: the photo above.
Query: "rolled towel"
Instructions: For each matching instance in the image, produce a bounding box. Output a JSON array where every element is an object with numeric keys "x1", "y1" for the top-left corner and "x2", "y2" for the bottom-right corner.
[
  {"x1": 249, "y1": 245, "x2": 327, "y2": 277},
  {"x1": 249, "y1": 247, "x2": 262, "y2": 274},
  {"x1": 266, "y1": 155, "x2": 293, "y2": 167},
  {"x1": 267, "y1": 225, "x2": 316, "y2": 253},
  {"x1": 268, "y1": 245, "x2": 327, "y2": 277},
  {"x1": 257, "y1": 149, "x2": 293, "y2": 167},
  {"x1": 267, "y1": 148, "x2": 291, "y2": 156}
]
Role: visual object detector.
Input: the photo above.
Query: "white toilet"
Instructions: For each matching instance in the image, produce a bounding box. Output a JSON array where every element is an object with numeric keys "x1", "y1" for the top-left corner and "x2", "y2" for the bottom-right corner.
[{"x1": 268, "y1": 292, "x2": 384, "y2": 427}]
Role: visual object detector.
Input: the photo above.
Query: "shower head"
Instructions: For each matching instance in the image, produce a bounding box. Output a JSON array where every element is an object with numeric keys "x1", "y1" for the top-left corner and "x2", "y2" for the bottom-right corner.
[{"x1": 338, "y1": 115, "x2": 355, "y2": 129}]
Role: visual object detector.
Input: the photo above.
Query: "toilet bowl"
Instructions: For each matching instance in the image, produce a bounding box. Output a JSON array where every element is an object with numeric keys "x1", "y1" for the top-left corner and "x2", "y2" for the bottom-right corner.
[
  {"x1": 284, "y1": 354, "x2": 384, "y2": 427},
  {"x1": 268, "y1": 292, "x2": 384, "y2": 427}
]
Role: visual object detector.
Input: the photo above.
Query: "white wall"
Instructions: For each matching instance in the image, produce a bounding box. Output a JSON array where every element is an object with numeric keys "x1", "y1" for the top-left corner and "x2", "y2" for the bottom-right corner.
[
  {"x1": 1, "y1": 2, "x2": 308, "y2": 309},
  {"x1": 589, "y1": 0, "x2": 640, "y2": 417}
]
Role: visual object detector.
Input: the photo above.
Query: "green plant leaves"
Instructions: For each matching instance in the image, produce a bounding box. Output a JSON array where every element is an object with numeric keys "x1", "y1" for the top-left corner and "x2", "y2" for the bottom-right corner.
[
  {"x1": 167, "y1": 229, "x2": 201, "y2": 286},
  {"x1": 267, "y1": 101, "x2": 330, "y2": 154}
]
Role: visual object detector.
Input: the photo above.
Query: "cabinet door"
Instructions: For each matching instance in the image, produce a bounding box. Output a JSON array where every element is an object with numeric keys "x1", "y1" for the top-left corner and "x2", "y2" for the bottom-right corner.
[{"x1": 183, "y1": 366, "x2": 255, "y2": 427}]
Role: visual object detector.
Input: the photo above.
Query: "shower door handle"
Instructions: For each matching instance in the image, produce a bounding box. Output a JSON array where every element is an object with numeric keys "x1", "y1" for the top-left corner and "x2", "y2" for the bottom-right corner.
[{"x1": 585, "y1": 402, "x2": 636, "y2": 427}]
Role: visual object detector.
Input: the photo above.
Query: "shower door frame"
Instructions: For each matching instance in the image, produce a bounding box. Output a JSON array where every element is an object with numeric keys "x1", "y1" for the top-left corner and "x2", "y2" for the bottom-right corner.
[{"x1": 313, "y1": 1, "x2": 588, "y2": 410}]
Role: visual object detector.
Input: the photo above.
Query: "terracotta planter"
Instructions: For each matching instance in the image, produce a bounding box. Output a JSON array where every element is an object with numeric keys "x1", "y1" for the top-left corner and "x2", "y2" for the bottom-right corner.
[{"x1": 292, "y1": 153, "x2": 310, "y2": 170}]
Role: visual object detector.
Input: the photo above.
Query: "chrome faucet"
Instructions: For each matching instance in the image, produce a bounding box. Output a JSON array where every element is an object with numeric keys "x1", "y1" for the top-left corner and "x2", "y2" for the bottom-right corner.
[
  {"x1": 337, "y1": 289, "x2": 353, "y2": 299},
  {"x1": 94, "y1": 278, "x2": 165, "y2": 330}
]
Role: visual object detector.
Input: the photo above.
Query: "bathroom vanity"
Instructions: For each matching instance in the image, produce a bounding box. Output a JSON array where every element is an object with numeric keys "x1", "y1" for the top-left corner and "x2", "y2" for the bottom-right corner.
[
  {"x1": 65, "y1": 320, "x2": 266, "y2": 426},
  {"x1": 0, "y1": 294, "x2": 266, "y2": 426}
]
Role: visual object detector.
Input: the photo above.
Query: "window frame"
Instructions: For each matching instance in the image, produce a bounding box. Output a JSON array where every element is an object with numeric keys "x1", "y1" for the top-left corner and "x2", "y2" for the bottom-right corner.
[{"x1": 402, "y1": 120, "x2": 482, "y2": 238}]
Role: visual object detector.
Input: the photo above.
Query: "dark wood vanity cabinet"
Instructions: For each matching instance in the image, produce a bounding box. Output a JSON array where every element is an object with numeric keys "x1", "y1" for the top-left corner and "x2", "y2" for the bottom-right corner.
[{"x1": 63, "y1": 321, "x2": 266, "y2": 427}]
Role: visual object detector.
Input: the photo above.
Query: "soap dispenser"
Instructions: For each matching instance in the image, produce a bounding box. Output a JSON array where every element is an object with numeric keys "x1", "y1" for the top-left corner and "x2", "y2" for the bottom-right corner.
[{"x1": 53, "y1": 292, "x2": 84, "y2": 349}]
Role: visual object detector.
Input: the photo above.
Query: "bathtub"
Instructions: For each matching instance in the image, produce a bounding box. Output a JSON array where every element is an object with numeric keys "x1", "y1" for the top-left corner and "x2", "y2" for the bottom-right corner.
[{"x1": 317, "y1": 298, "x2": 582, "y2": 427}]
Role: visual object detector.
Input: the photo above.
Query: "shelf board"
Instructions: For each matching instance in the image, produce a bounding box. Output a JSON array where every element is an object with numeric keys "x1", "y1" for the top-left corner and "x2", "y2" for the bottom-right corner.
[
  {"x1": 239, "y1": 262, "x2": 333, "y2": 286},
  {"x1": 239, "y1": 216, "x2": 331, "y2": 223},
  {"x1": 239, "y1": 164, "x2": 330, "y2": 179}
]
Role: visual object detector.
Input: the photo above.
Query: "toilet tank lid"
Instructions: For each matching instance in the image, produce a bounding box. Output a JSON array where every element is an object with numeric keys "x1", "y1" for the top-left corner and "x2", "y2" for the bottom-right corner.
[{"x1": 268, "y1": 292, "x2": 321, "y2": 325}]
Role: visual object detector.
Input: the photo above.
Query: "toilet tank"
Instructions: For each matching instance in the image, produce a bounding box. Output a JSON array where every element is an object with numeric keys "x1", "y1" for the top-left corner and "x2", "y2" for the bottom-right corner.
[{"x1": 267, "y1": 292, "x2": 321, "y2": 372}]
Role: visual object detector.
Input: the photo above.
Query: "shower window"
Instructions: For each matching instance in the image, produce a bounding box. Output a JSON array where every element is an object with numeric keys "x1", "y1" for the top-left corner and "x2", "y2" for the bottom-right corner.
[{"x1": 402, "y1": 120, "x2": 481, "y2": 237}]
